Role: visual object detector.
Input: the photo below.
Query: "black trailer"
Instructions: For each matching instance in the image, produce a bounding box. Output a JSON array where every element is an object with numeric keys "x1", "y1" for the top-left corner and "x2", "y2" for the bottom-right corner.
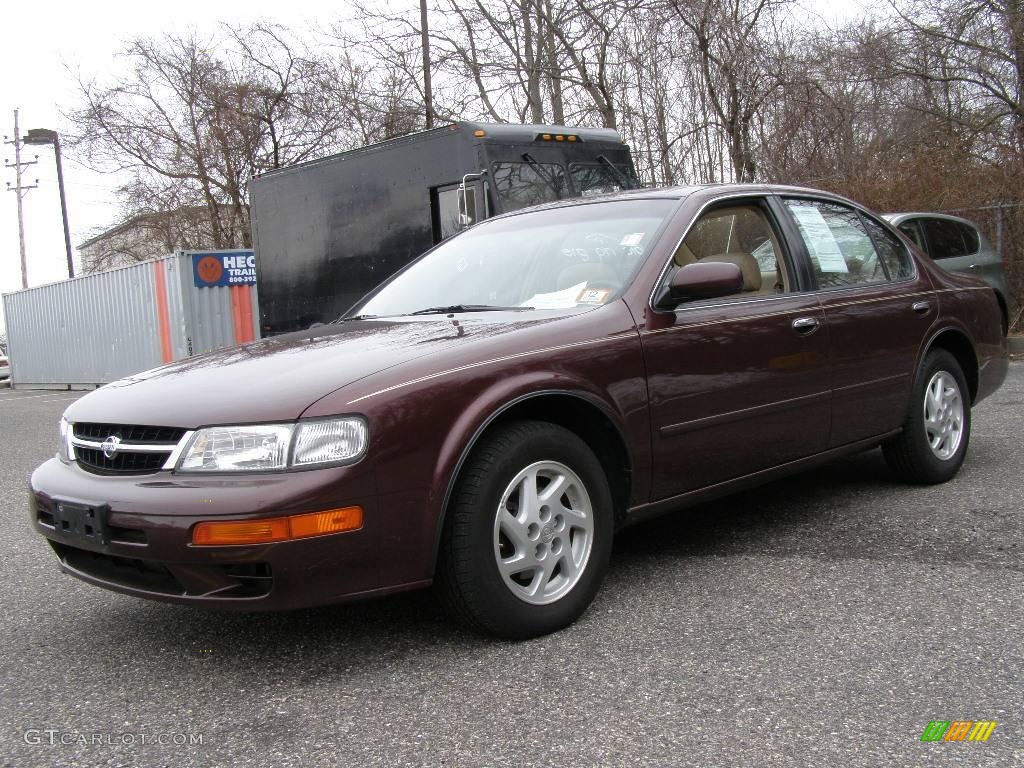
[{"x1": 250, "y1": 121, "x2": 637, "y2": 334}]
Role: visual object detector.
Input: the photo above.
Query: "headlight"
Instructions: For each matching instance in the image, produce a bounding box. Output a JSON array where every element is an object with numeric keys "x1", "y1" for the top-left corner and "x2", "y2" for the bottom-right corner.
[
  {"x1": 292, "y1": 418, "x2": 368, "y2": 467},
  {"x1": 58, "y1": 417, "x2": 73, "y2": 462},
  {"x1": 177, "y1": 417, "x2": 367, "y2": 473}
]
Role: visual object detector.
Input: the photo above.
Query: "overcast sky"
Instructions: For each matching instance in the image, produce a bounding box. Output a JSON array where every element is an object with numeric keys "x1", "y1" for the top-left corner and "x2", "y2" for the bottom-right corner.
[{"x1": 0, "y1": 0, "x2": 861, "y2": 328}]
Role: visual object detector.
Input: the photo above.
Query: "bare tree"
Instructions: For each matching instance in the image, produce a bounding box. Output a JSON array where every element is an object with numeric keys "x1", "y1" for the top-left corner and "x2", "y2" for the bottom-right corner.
[{"x1": 69, "y1": 25, "x2": 348, "y2": 250}]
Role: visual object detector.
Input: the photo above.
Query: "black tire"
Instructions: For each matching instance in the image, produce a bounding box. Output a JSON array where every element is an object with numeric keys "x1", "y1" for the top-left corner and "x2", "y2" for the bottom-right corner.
[
  {"x1": 883, "y1": 349, "x2": 971, "y2": 484},
  {"x1": 435, "y1": 420, "x2": 614, "y2": 639}
]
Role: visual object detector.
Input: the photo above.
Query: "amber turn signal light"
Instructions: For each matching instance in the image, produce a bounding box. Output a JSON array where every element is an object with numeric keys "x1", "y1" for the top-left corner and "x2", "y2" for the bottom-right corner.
[{"x1": 192, "y1": 506, "x2": 363, "y2": 546}]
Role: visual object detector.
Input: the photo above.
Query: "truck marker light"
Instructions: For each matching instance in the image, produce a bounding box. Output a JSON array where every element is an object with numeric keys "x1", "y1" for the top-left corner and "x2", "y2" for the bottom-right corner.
[
  {"x1": 473, "y1": 129, "x2": 487, "y2": 137},
  {"x1": 568, "y1": 135, "x2": 577, "y2": 142},
  {"x1": 192, "y1": 506, "x2": 364, "y2": 545},
  {"x1": 555, "y1": 135, "x2": 565, "y2": 141},
  {"x1": 542, "y1": 134, "x2": 552, "y2": 140}
]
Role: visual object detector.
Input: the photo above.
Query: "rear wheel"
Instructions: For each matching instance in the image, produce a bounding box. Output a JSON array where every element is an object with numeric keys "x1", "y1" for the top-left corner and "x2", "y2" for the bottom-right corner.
[
  {"x1": 883, "y1": 349, "x2": 971, "y2": 484},
  {"x1": 435, "y1": 420, "x2": 613, "y2": 639}
]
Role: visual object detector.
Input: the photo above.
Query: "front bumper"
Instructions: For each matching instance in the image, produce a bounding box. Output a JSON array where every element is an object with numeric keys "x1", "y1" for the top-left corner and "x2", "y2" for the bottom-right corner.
[{"x1": 29, "y1": 457, "x2": 424, "y2": 610}]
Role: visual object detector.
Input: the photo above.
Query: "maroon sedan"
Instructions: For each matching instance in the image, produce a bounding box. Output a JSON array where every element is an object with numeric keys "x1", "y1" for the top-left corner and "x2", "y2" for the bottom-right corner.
[{"x1": 30, "y1": 185, "x2": 1007, "y2": 639}]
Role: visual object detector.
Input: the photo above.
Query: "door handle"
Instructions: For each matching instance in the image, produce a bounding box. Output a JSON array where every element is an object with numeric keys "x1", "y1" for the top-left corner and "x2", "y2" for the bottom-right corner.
[
  {"x1": 912, "y1": 300, "x2": 931, "y2": 314},
  {"x1": 791, "y1": 316, "x2": 819, "y2": 335}
]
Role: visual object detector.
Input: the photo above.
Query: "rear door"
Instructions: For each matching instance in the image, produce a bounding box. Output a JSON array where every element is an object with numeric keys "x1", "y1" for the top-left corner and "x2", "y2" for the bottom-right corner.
[{"x1": 776, "y1": 197, "x2": 934, "y2": 446}]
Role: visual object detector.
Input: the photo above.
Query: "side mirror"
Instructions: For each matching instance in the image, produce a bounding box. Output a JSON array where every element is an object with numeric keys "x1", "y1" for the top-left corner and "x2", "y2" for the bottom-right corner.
[{"x1": 659, "y1": 262, "x2": 744, "y2": 307}]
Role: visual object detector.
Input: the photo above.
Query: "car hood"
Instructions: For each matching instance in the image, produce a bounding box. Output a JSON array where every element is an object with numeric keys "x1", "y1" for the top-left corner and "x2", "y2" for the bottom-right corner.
[{"x1": 64, "y1": 315, "x2": 556, "y2": 427}]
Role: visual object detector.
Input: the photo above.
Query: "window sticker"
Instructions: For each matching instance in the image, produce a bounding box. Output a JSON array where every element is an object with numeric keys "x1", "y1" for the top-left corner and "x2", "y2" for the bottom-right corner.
[
  {"x1": 620, "y1": 232, "x2": 645, "y2": 247},
  {"x1": 520, "y1": 282, "x2": 588, "y2": 309},
  {"x1": 577, "y1": 287, "x2": 612, "y2": 305},
  {"x1": 789, "y1": 205, "x2": 849, "y2": 273}
]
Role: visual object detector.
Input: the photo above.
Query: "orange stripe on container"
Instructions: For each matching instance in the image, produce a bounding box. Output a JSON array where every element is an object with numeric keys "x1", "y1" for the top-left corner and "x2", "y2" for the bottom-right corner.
[
  {"x1": 230, "y1": 284, "x2": 245, "y2": 345},
  {"x1": 152, "y1": 261, "x2": 174, "y2": 363},
  {"x1": 238, "y1": 285, "x2": 254, "y2": 342}
]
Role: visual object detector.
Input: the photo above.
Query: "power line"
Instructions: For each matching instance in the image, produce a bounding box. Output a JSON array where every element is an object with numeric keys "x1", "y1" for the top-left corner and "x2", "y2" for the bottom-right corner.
[{"x1": 4, "y1": 109, "x2": 39, "y2": 290}]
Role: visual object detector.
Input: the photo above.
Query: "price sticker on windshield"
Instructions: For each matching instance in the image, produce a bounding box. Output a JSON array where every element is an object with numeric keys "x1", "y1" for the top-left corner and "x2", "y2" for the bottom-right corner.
[
  {"x1": 620, "y1": 233, "x2": 645, "y2": 247},
  {"x1": 577, "y1": 288, "x2": 612, "y2": 305}
]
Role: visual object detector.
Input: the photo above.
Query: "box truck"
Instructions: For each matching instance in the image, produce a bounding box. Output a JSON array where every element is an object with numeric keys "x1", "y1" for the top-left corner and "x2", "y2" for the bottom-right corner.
[{"x1": 250, "y1": 121, "x2": 637, "y2": 334}]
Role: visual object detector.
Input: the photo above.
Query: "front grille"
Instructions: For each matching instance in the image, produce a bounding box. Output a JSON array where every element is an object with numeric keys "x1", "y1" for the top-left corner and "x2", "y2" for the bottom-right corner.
[
  {"x1": 72, "y1": 422, "x2": 185, "y2": 475},
  {"x1": 74, "y1": 423, "x2": 186, "y2": 444},
  {"x1": 76, "y1": 447, "x2": 168, "y2": 474}
]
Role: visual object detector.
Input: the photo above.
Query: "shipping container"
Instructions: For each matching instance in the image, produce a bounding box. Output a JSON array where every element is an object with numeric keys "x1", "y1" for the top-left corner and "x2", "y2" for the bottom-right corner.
[{"x1": 1, "y1": 250, "x2": 259, "y2": 389}]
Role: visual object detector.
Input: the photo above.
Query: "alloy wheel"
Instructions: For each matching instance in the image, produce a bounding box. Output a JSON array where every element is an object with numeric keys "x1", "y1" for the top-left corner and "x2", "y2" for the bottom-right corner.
[{"x1": 492, "y1": 460, "x2": 595, "y2": 605}]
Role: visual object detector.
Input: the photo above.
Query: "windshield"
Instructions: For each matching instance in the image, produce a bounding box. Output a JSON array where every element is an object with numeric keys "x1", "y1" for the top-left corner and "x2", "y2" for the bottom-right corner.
[
  {"x1": 357, "y1": 199, "x2": 677, "y2": 317},
  {"x1": 491, "y1": 161, "x2": 568, "y2": 211},
  {"x1": 570, "y1": 162, "x2": 637, "y2": 197}
]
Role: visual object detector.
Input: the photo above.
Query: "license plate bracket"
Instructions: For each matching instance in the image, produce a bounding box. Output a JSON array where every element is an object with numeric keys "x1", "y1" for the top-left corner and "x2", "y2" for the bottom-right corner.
[{"x1": 52, "y1": 501, "x2": 111, "y2": 546}]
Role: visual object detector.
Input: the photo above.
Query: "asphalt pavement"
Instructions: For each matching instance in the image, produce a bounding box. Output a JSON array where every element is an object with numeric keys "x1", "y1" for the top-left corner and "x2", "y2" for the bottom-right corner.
[{"x1": 1, "y1": 369, "x2": 1022, "y2": 768}]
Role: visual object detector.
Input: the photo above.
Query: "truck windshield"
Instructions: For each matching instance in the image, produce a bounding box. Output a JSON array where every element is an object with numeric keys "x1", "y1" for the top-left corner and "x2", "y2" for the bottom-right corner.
[
  {"x1": 570, "y1": 162, "x2": 636, "y2": 197},
  {"x1": 491, "y1": 161, "x2": 568, "y2": 211},
  {"x1": 357, "y1": 199, "x2": 676, "y2": 317}
]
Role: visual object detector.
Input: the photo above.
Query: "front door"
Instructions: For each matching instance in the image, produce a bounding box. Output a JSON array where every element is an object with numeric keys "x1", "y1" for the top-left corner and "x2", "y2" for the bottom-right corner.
[{"x1": 642, "y1": 198, "x2": 832, "y2": 500}]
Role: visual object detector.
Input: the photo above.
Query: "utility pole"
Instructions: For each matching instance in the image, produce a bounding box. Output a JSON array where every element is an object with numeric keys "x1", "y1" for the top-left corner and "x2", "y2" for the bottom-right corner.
[
  {"x1": 420, "y1": 0, "x2": 434, "y2": 129},
  {"x1": 4, "y1": 110, "x2": 38, "y2": 289}
]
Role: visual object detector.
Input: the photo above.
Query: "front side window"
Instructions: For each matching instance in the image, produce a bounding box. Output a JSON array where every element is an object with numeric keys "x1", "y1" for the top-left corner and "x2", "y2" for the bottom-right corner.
[
  {"x1": 358, "y1": 199, "x2": 677, "y2": 317},
  {"x1": 435, "y1": 186, "x2": 478, "y2": 241},
  {"x1": 491, "y1": 161, "x2": 566, "y2": 212},
  {"x1": 784, "y1": 199, "x2": 887, "y2": 289},
  {"x1": 668, "y1": 204, "x2": 791, "y2": 296}
]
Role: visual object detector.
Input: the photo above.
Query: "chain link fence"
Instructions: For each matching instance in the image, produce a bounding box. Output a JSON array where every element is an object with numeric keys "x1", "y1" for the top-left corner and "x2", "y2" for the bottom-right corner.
[{"x1": 939, "y1": 203, "x2": 1023, "y2": 332}]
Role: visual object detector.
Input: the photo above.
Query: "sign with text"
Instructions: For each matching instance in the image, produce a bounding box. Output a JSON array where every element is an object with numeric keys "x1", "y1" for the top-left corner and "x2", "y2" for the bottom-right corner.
[{"x1": 192, "y1": 251, "x2": 256, "y2": 287}]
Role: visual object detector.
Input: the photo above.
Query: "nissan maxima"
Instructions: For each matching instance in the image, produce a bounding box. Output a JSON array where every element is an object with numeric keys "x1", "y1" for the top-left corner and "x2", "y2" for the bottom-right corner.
[{"x1": 30, "y1": 184, "x2": 1008, "y2": 639}]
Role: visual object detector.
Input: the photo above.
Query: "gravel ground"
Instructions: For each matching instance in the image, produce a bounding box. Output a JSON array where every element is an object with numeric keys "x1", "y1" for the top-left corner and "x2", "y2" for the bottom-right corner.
[{"x1": 0, "y1": 368, "x2": 1021, "y2": 768}]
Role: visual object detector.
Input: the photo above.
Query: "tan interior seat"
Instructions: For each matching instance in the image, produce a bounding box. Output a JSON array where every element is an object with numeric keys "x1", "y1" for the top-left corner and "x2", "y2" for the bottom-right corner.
[
  {"x1": 697, "y1": 253, "x2": 762, "y2": 292},
  {"x1": 674, "y1": 242, "x2": 699, "y2": 267}
]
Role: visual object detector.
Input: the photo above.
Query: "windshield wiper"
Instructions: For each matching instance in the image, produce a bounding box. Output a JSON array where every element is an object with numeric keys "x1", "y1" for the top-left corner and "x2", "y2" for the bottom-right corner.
[
  {"x1": 408, "y1": 304, "x2": 534, "y2": 316},
  {"x1": 333, "y1": 313, "x2": 379, "y2": 323},
  {"x1": 521, "y1": 153, "x2": 564, "y2": 199},
  {"x1": 596, "y1": 155, "x2": 633, "y2": 189}
]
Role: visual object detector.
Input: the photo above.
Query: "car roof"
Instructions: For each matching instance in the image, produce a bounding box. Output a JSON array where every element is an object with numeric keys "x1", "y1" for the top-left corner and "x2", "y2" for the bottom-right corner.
[
  {"x1": 882, "y1": 211, "x2": 980, "y2": 229},
  {"x1": 490, "y1": 182, "x2": 868, "y2": 220}
]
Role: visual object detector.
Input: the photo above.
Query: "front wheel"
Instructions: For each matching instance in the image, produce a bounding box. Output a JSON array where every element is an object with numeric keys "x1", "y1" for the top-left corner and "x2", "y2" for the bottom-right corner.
[
  {"x1": 883, "y1": 349, "x2": 971, "y2": 484},
  {"x1": 435, "y1": 420, "x2": 614, "y2": 639}
]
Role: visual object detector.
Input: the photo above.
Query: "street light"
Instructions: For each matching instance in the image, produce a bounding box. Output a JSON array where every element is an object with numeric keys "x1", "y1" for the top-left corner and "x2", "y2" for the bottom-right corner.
[{"x1": 22, "y1": 128, "x2": 74, "y2": 278}]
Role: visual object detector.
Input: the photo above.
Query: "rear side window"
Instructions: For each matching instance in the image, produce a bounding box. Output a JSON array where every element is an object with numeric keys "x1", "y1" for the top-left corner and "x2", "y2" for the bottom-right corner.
[
  {"x1": 957, "y1": 221, "x2": 980, "y2": 253},
  {"x1": 784, "y1": 199, "x2": 887, "y2": 289},
  {"x1": 897, "y1": 220, "x2": 925, "y2": 250},
  {"x1": 862, "y1": 217, "x2": 915, "y2": 280},
  {"x1": 922, "y1": 218, "x2": 970, "y2": 259}
]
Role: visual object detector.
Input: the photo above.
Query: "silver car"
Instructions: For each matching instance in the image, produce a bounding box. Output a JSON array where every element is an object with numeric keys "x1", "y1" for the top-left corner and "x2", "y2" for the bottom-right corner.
[
  {"x1": 0, "y1": 354, "x2": 9, "y2": 382},
  {"x1": 884, "y1": 212, "x2": 1012, "y2": 334}
]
